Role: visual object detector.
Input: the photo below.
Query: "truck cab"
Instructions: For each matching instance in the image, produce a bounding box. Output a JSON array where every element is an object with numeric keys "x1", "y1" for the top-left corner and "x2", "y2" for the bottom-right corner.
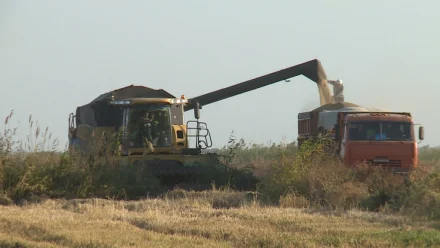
[
  {"x1": 297, "y1": 103, "x2": 425, "y2": 173},
  {"x1": 338, "y1": 112, "x2": 424, "y2": 173}
]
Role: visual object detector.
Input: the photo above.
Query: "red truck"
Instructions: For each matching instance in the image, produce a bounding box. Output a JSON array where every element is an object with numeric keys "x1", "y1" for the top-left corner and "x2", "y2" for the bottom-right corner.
[{"x1": 297, "y1": 102, "x2": 425, "y2": 173}]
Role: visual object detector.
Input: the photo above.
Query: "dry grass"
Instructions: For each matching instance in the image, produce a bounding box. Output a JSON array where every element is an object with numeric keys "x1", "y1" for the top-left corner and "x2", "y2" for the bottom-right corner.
[{"x1": 1, "y1": 189, "x2": 439, "y2": 248}]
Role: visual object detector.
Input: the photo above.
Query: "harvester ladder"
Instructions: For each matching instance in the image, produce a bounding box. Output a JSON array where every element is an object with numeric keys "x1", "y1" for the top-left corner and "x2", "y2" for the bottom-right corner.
[
  {"x1": 68, "y1": 113, "x2": 76, "y2": 129},
  {"x1": 68, "y1": 113, "x2": 76, "y2": 138},
  {"x1": 186, "y1": 120, "x2": 213, "y2": 149}
]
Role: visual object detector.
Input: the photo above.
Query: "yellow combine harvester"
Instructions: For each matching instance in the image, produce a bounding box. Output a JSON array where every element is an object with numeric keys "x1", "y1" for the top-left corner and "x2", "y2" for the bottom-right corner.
[
  {"x1": 68, "y1": 85, "x2": 221, "y2": 185},
  {"x1": 67, "y1": 59, "x2": 331, "y2": 186}
]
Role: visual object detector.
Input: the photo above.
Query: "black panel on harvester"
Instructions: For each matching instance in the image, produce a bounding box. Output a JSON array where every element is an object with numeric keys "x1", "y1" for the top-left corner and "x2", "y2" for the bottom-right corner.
[{"x1": 75, "y1": 85, "x2": 176, "y2": 128}]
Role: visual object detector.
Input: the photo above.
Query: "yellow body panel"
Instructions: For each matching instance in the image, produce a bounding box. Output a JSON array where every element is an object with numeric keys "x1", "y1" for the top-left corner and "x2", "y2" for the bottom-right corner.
[{"x1": 172, "y1": 124, "x2": 187, "y2": 149}]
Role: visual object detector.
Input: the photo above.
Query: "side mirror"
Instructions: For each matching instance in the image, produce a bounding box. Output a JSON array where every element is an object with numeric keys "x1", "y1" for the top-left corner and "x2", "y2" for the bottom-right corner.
[
  {"x1": 194, "y1": 101, "x2": 200, "y2": 120},
  {"x1": 419, "y1": 126, "x2": 424, "y2": 140},
  {"x1": 334, "y1": 124, "x2": 340, "y2": 140}
]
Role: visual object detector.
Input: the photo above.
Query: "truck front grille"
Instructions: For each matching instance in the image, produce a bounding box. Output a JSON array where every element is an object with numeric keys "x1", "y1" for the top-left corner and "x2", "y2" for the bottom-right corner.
[{"x1": 367, "y1": 160, "x2": 402, "y2": 167}]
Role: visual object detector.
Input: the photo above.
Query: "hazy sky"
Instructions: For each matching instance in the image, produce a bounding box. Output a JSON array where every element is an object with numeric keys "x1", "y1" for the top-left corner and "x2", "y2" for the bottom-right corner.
[{"x1": 1, "y1": 0, "x2": 439, "y2": 150}]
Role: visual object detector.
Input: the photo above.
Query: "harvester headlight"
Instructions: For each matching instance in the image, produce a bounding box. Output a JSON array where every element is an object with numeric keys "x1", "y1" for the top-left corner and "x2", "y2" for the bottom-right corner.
[
  {"x1": 171, "y1": 98, "x2": 188, "y2": 104},
  {"x1": 110, "y1": 100, "x2": 131, "y2": 105}
]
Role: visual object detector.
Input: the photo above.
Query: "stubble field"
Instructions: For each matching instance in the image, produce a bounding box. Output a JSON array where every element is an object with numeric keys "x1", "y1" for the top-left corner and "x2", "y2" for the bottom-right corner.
[{"x1": 2, "y1": 189, "x2": 440, "y2": 248}]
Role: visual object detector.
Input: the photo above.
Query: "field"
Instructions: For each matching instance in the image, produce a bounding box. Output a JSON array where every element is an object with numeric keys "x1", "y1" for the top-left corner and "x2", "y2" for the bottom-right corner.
[
  {"x1": 1, "y1": 113, "x2": 440, "y2": 247},
  {"x1": 1, "y1": 190, "x2": 440, "y2": 248}
]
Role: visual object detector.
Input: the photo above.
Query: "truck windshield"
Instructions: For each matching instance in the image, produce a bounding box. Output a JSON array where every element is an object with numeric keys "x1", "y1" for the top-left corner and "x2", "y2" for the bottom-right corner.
[
  {"x1": 348, "y1": 121, "x2": 412, "y2": 141},
  {"x1": 124, "y1": 104, "x2": 172, "y2": 148}
]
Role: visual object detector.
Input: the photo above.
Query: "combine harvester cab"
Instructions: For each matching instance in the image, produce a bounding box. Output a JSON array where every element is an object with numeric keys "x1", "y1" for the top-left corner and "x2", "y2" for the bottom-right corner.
[{"x1": 67, "y1": 85, "x2": 224, "y2": 187}]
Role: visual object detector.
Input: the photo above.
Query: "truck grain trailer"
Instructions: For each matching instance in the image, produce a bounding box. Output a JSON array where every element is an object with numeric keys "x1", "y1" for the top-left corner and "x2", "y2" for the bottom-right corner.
[{"x1": 297, "y1": 102, "x2": 425, "y2": 173}]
